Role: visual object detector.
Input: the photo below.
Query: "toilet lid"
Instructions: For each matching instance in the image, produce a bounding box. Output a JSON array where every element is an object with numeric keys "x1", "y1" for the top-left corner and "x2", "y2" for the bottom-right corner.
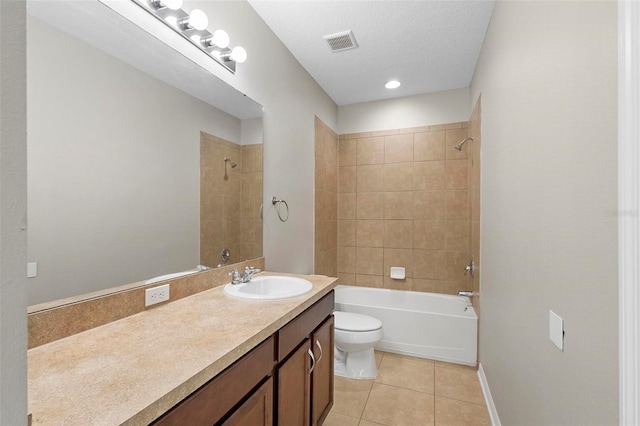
[{"x1": 334, "y1": 311, "x2": 382, "y2": 332}]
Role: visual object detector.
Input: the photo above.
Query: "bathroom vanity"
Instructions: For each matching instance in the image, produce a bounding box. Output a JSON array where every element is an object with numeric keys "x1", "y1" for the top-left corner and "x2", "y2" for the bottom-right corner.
[{"x1": 27, "y1": 273, "x2": 336, "y2": 425}]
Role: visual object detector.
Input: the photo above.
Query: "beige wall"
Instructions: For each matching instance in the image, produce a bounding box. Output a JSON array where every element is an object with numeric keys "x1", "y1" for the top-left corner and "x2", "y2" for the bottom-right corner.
[
  {"x1": 336, "y1": 123, "x2": 472, "y2": 294},
  {"x1": 338, "y1": 88, "x2": 470, "y2": 135},
  {"x1": 314, "y1": 117, "x2": 338, "y2": 276},
  {"x1": 471, "y1": 1, "x2": 618, "y2": 424},
  {"x1": 0, "y1": 0, "x2": 28, "y2": 422}
]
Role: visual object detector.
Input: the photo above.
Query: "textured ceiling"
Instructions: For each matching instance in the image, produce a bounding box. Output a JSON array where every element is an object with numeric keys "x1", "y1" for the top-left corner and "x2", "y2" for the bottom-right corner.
[{"x1": 248, "y1": 0, "x2": 495, "y2": 106}]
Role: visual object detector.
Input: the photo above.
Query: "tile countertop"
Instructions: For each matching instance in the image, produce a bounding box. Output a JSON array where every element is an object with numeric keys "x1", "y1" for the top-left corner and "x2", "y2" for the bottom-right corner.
[{"x1": 28, "y1": 273, "x2": 337, "y2": 425}]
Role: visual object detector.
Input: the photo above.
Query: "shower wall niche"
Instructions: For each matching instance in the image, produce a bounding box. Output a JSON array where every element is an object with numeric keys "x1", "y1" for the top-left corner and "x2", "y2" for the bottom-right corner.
[
  {"x1": 200, "y1": 131, "x2": 263, "y2": 267},
  {"x1": 335, "y1": 122, "x2": 473, "y2": 295}
]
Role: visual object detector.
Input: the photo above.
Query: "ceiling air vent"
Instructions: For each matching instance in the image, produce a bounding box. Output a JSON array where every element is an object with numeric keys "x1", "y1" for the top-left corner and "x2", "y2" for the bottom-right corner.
[{"x1": 323, "y1": 30, "x2": 358, "y2": 52}]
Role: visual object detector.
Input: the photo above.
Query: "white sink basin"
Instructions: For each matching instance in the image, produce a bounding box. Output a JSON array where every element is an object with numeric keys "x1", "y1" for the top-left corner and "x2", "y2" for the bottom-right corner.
[{"x1": 224, "y1": 275, "x2": 313, "y2": 300}]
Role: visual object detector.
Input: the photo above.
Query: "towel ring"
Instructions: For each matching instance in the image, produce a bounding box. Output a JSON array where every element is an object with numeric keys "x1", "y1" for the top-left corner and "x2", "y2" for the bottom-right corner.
[{"x1": 272, "y1": 196, "x2": 289, "y2": 222}]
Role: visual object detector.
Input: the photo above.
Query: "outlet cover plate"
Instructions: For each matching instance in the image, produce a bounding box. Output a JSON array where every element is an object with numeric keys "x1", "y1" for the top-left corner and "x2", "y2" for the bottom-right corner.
[{"x1": 145, "y1": 284, "x2": 170, "y2": 307}]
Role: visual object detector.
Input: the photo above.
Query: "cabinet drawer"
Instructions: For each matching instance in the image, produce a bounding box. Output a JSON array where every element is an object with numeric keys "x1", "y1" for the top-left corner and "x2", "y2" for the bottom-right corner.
[
  {"x1": 278, "y1": 291, "x2": 334, "y2": 361},
  {"x1": 153, "y1": 336, "x2": 275, "y2": 426}
]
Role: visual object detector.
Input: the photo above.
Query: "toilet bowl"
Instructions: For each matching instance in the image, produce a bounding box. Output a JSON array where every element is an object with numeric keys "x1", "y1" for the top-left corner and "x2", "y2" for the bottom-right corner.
[{"x1": 333, "y1": 311, "x2": 383, "y2": 379}]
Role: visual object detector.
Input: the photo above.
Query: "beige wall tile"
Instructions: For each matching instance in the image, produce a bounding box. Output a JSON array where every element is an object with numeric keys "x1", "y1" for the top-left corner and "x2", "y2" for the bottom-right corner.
[
  {"x1": 414, "y1": 250, "x2": 447, "y2": 279},
  {"x1": 444, "y1": 280, "x2": 470, "y2": 295},
  {"x1": 445, "y1": 220, "x2": 469, "y2": 251},
  {"x1": 338, "y1": 220, "x2": 356, "y2": 247},
  {"x1": 316, "y1": 190, "x2": 337, "y2": 220},
  {"x1": 414, "y1": 220, "x2": 446, "y2": 250},
  {"x1": 316, "y1": 219, "x2": 338, "y2": 251},
  {"x1": 357, "y1": 164, "x2": 385, "y2": 192},
  {"x1": 384, "y1": 192, "x2": 414, "y2": 220},
  {"x1": 371, "y1": 129, "x2": 399, "y2": 137},
  {"x1": 414, "y1": 161, "x2": 445, "y2": 190},
  {"x1": 339, "y1": 139, "x2": 357, "y2": 166},
  {"x1": 430, "y1": 122, "x2": 462, "y2": 131},
  {"x1": 339, "y1": 166, "x2": 357, "y2": 193},
  {"x1": 384, "y1": 220, "x2": 413, "y2": 248},
  {"x1": 337, "y1": 272, "x2": 355, "y2": 286},
  {"x1": 316, "y1": 247, "x2": 337, "y2": 277},
  {"x1": 384, "y1": 276, "x2": 413, "y2": 290},
  {"x1": 445, "y1": 128, "x2": 469, "y2": 160},
  {"x1": 414, "y1": 190, "x2": 446, "y2": 220},
  {"x1": 413, "y1": 279, "x2": 445, "y2": 293},
  {"x1": 357, "y1": 192, "x2": 384, "y2": 219},
  {"x1": 384, "y1": 133, "x2": 414, "y2": 164},
  {"x1": 445, "y1": 159, "x2": 468, "y2": 190},
  {"x1": 414, "y1": 131, "x2": 445, "y2": 161},
  {"x1": 356, "y1": 247, "x2": 383, "y2": 275},
  {"x1": 338, "y1": 193, "x2": 357, "y2": 219},
  {"x1": 342, "y1": 131, "x2": 372, "y2": 140},
  {"x1": 356, "y1": 274, "x2": 384, "y2": 288},
  {"x1": 471, "y1": 220, "x2": 480, "y2": 258},
  {"x1": 357, "y1": 137, "x2": 384, "y2": 165},
  {"x1": 356, "y1": 220, "x2": 384, "y2": 248},
  {"x1": 383, "y1": 248, "x2": 413, "y2": 278},
  {"x1": 338, "y1": 247, "x2": 356, "y2": 273},
  {"x1": 445, "y1": 250, "x2": 469, "y2": 281},
  {"x1": 384, "y1": 163, "x2": 413, "y2": 192},
  {"x1": 445, "y1": 190, "x2": 469, "y2": 220}
]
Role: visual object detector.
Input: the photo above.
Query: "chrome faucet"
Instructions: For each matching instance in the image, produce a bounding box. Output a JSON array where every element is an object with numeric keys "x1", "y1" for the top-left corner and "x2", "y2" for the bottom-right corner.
[{"x1": 229, "y1": 266, "x2": 261, "y2": 285}]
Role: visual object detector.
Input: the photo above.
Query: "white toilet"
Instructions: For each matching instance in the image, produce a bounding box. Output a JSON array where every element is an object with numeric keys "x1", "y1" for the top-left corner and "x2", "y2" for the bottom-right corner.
[{"x1": 333, "y1": 311, "x2": 383, "y2": 379}]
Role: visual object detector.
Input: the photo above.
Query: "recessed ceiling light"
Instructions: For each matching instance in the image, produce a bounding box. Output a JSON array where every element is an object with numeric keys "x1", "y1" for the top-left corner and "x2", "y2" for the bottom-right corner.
[{"x1": 385, "y1": 80, "x2": 401, "y2": 89}]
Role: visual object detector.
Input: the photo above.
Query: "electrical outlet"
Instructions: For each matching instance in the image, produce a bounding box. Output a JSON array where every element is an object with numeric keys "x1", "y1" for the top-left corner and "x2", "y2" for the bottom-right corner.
[{"x1": 145, "y1": 284, "x2": 170, "y2": 307}]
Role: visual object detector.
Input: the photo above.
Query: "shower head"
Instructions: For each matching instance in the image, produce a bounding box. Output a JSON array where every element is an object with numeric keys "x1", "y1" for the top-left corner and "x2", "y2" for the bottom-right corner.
[
  {"x1": 454, "y1": 136, "x2": 474, "y2": 151},
  {"x1": 223, "y1": 157, "x2": 237, "y2": 168}
]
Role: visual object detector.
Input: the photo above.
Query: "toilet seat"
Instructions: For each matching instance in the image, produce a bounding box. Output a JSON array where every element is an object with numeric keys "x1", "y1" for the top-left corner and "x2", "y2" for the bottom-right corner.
[{"x1": 334, "y1": 311, "x2": 382, "y2": 332}]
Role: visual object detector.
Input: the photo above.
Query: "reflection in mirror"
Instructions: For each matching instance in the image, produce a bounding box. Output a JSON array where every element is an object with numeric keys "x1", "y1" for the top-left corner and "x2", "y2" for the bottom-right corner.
[{"x1": 26, "y1": 1, "x2": 263, "y2": 308}]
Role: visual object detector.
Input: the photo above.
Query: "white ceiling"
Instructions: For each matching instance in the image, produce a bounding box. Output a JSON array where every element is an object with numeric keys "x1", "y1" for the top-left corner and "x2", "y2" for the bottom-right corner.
[{"x1": 248, "y1": 0, "x2": 495, "y2": 106}]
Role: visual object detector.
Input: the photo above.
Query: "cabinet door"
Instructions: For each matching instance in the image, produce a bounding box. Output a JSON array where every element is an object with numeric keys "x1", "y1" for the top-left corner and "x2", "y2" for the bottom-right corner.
[
  {"x1": 311, "y1": 316, "x2": 334, "y2": 426},
  {"x1": 278, "y1": 339, "x2": 311, "y2": 426},
  {"x1": 223, "y1": 377, "x2": 273, "y2": 426}
]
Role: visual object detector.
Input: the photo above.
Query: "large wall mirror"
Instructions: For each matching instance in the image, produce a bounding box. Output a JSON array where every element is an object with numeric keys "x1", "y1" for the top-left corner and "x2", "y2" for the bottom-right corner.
[{"x1": 27, "y1": 0, "x2": 263, "y2": 307}]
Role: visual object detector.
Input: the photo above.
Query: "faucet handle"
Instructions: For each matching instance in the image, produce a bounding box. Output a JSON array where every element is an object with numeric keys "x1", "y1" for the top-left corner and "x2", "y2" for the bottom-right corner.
[{"x1": 229, "y1": 269, "x2": 241, "y2": 284}]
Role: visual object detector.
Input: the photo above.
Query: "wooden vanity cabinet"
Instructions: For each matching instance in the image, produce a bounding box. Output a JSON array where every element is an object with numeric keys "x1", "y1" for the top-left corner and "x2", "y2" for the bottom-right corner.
[
  {"x1": 151, "y1": 290, "x2": 334, "y2": 426},
  {"x1": 277, "y1": 292, "x2": 334, "y2": 426}
]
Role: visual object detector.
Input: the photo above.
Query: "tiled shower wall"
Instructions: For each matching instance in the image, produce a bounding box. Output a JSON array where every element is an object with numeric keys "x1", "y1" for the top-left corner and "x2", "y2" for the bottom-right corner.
[
  {"x1": 314, "y1": 117, "x2": 339, "y2": 276},
  {"x1": 201, "y1": 132, "x2": 262, "y2": 267},
  {"x1": 336, "y1": 123, "x2": 473, "y2": 295},
  {"x1": 468, "y1": 99, "x2": 481, "y2": 309}
]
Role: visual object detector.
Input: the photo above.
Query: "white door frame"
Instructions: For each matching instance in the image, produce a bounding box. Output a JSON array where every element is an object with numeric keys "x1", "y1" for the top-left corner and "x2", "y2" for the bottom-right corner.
[{"x1": 619, "y1": 1, "x2": 640, "y2": 424}]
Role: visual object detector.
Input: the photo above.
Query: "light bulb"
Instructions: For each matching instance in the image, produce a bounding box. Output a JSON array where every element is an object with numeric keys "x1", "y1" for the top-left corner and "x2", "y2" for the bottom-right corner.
[
  {"x1": 385, "y1": 80, "x2": 401, "y2": 89},
  {"x1": 188, "y1": 9, "x2": 208, "y2": 31},
  {"x1": 229, "y1": 46, "x2": 247, "y2": 63},
  {"x1": 211, "y1": 30, "x2": 230, "y2": 49},
  {"x1": 162, "y1": 0, "x2": 182, "y2": 10}
]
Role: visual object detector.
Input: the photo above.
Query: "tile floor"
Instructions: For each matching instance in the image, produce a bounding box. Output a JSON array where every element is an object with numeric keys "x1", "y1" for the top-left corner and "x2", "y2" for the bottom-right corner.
[{"x1": 325, "y1": 351, "x2": 491, "y2": 426}]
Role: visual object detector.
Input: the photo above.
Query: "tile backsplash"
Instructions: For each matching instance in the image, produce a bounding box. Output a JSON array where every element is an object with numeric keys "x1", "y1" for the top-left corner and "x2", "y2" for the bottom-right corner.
[{"x1": 336, "y1": 123, "x2": 472, "y2": 295}]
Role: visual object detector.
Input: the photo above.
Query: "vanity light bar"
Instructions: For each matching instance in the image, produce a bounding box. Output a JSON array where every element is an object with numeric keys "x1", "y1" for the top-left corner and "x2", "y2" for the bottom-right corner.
[{"x1": 130, "y1": 0, "x2": 246, "y2": 73}]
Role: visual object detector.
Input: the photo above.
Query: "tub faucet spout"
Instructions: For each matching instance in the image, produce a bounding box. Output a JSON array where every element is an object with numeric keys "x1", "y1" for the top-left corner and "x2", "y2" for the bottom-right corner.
[{"x1": 458, "y1": 290, "x2": 474, "y2": 298}]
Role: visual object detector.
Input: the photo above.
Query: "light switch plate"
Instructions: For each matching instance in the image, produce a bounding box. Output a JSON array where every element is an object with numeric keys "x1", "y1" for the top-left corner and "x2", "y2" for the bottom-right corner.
[
  {"x1": 549, "y1": 310, "x2": 564, "y2": 351},
  {"x1": 27, "y1": 262, "x2": 37, "y2": 278}
]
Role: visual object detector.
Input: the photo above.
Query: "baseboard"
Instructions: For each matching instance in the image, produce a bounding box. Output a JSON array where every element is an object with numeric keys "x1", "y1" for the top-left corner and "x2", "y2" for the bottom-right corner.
[{"x1": 478, "y1": 363, "x2": 501, "y2": 426}]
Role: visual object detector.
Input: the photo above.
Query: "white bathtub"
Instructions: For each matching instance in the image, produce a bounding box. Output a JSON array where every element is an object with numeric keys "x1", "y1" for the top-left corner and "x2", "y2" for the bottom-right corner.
[{"x1": 334, "y1": 285, "x2": 478, "y2": 366}]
